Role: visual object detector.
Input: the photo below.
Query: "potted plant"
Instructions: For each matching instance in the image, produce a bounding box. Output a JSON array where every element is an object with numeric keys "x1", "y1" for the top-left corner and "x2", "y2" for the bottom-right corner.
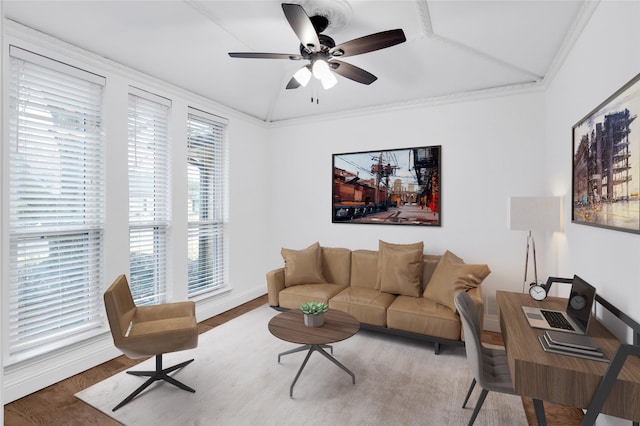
[{"x1": 300, "y1": 301, "x2": 329, "y2": 327}]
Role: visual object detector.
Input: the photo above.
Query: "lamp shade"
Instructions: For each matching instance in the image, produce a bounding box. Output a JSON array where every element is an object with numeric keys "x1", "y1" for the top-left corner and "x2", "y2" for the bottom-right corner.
[{"x1": 508, "y1": 196, "x2": 562, "y2": 232}]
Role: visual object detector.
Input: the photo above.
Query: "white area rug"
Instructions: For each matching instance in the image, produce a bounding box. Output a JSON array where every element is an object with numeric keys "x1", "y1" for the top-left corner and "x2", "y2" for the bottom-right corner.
[{"x1": 76, "y1": 305, "x2": 527, "y2": 425}]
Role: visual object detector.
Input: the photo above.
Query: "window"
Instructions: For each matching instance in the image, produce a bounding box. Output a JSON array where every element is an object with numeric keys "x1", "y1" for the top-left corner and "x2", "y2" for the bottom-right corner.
[
  {"x1": 128, "y1": 89, "x2": 170, "y2": 305},
  {"x1": 187, "y1": 108, "x2": 227, "y2": 296},
  {"x1": 7, "y1": 46, "x2": 106, "y2": 359}
]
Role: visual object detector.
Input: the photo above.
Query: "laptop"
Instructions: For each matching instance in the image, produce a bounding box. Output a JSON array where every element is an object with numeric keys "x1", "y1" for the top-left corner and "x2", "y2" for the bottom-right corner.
[{"x1": 521, "y1": 274, "x2": 596, "y2": 335}]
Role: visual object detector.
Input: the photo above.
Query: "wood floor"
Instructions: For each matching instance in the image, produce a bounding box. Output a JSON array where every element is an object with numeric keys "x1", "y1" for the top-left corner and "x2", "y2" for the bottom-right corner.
[{"x1": 4, "y1": 294, "x2": 584, "y2": 425}]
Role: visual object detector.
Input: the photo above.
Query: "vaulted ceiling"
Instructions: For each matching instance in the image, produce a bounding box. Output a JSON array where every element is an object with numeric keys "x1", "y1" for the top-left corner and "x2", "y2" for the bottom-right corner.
[{"x1": 4, "y1": 0, "x2": 590, "y2": 123}]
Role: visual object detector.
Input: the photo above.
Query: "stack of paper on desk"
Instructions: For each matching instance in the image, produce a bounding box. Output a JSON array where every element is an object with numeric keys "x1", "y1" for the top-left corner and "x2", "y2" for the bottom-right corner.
[{"x1": 538, "y1": 330, "x2": 609, "y2": 362}]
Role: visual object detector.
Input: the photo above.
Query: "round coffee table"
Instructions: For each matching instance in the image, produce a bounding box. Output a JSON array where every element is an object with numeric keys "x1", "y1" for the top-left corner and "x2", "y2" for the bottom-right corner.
[{"x1": 268, "y1": 309, "x2": 359, "y2": 397}]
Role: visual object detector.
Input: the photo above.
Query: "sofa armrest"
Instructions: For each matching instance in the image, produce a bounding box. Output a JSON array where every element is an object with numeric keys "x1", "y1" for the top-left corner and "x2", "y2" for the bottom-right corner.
[{"x1": 266, "y1": 267, "x2": 285, "y2": 307}]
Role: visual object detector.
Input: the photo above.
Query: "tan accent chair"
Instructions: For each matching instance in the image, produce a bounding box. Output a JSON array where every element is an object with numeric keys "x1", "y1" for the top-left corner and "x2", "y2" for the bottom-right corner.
[{"x1": 104, "y1": 274, "x2": 198, "y2": 411}]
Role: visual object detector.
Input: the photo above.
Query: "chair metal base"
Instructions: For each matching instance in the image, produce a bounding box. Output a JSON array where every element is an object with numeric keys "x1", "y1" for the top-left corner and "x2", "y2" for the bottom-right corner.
[{"x1": 112, "y1": 353, "x2": 195, "y2": 411}]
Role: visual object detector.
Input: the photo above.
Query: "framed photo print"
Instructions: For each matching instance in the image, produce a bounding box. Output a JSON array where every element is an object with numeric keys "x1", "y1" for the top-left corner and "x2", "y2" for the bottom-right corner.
[
  {"x1": 572, "y1": 72, "x2": 640, "y2": 233},
  {"x1": 332, "y1": 145, "x2": 441, "y2": 226}
]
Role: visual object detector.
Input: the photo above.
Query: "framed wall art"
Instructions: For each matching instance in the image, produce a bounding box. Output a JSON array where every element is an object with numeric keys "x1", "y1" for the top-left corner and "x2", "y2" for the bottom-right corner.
[
  {"x1": 572, "y1": 72, "x2": 640, "y2": 233},
  {"x1": 332, "y1": 146, "x2": 441, "y2": 226}
]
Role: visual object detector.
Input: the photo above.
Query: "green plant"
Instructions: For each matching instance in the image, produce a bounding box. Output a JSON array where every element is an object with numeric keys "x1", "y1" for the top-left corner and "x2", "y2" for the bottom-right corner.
[{"x1": 299, "y1": 301, "x2": 328, "y2": 315}]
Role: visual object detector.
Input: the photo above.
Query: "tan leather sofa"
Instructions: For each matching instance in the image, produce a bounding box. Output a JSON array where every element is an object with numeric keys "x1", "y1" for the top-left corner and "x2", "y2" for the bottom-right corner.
[{"x1": 266, "y1": 242, "x2": 489, "y2": 354}]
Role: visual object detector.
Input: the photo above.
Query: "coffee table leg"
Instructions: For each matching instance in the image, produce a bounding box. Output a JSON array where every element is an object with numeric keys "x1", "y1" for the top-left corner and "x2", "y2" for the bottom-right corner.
[
  {"x1": 315, "y1": 345, "x2": 355, "y2": 385},
  {"x1": 290, "y1": 348, "x2": 315, "y2": 398},
  {"x1": 277, "y1": 344, "x2": 333, "y2": 363},
  {"x1": 278, "y1": 344, "x2": 311, "y2": 363},
  {"x1": 287, "y1": 345, "x2": 356, "y2": 398}
]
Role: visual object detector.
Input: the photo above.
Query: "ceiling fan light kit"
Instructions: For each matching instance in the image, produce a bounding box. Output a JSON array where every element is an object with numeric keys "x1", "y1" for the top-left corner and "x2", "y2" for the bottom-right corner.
[
  {"x1": 320, "y1": 70, "x2": 337, "y2": 89},
  {"x1": 228, "y1": 2, "x2": 406, "y2": 93},
  {"x1": 312, "y1": 59, "x2": 337, "y2": 89},
  {"x1": 293, "y1": 66, "x2": 312, "y2": 87}
]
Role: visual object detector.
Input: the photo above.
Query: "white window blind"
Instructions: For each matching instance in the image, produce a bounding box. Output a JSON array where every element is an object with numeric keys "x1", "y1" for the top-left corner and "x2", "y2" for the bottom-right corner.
[
  {"x1": 128, "y1": 88, "x2": 170, "y2": 305},
  {"x1": 7, "y1": 46, "x2": 106, "y2": 359},
  {"x1": 187, "y1": 108, "x2": 227, "y2": 296}
]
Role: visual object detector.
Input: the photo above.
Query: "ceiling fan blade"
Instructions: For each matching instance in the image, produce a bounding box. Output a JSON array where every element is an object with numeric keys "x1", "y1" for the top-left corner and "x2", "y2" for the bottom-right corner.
[
  {"x1": 330, "y1": 29, "x2": 406, "y2": 58},
  {"x1": 285, "y1": 76, "x2": 301, "y2": 90},
  {"x1": 331, "y1": 60, "x2": 377, "y2": 85},
  {"x1": 282, "y1": 3, "x2": 320, "y2": 53},
  {"x1": 228, "y1": 52, "x2": 303, "y2": 60}
]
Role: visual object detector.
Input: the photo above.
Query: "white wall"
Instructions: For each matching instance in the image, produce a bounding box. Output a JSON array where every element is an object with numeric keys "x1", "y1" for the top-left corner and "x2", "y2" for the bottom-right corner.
[
  {"x1": 0, "y1": 2, "x2": 4, "y2": 422},
  {"x1": 545, "y1": 2, "x2": 640, "y2": 424},
  {"x1": 266, "y1": 90, "x2": 551, "y2": 330}
]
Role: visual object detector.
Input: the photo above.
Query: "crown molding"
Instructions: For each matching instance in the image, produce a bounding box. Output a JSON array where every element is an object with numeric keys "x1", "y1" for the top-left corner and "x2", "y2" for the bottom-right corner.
[
  {"x1": 267, "y1": 79, "x2": 544, "y2": 128},
  {"x1": 538, "y1": 0, "x2": 600, "y2": 92}
]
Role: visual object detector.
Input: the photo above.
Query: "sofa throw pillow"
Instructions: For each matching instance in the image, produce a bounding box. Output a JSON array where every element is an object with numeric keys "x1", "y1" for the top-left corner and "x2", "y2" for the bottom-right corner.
[
  {"x1": 421, "y1": 254, "x2": 442, "y2": 293},
  {"x1": 423, "y1": 250, "x2": 490, "y2": 312},
  {"x1": 281, "y1": 242, "x2": 327, "y2": 287},
  {"x1": 377, "y1": 240, "x2": 424, "y2": 296},
  {"x1": 350, "y1": 250, "x2": 379, "y2": 289}
]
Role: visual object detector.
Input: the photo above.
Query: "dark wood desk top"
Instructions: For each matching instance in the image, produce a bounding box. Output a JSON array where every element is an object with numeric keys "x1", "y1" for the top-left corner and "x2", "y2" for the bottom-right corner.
[
  {"x1": 497, "y1": 291, "x2": 640, "y2": 422},
  {"x1": 268, "y1": 309, "x2": 359, "y2": 346}
]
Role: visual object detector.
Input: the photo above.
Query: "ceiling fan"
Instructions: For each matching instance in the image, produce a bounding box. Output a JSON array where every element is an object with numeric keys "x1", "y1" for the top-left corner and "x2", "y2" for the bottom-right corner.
[{"x1": 228, "y1": 3, "x2": 406, "y2": 90}]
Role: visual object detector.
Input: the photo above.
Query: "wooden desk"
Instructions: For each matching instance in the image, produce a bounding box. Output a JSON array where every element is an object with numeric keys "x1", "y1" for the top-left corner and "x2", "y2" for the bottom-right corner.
[{"x1": 497, "y1": 291, "x2": 640, "y2": 422}]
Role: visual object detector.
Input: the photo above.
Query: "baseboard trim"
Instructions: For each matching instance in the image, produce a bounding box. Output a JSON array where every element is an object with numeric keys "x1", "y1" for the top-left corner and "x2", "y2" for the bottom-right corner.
[
  {"x1": 2, "y1": 284, "x2": 267, "y2": 403},
  {"x1": 3, "y1": 335, "x2": 120, "y2": 403}
]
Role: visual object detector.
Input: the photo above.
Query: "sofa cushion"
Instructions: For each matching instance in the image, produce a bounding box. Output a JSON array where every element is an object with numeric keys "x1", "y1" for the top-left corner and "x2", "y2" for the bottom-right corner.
[
  {"x1": 421, "y1": 254, "x2": 442, "y2": 292},
  {"x1": 279, "y1": 283, "x2": 347, "y2": 310},
  {"x1": 377, "y1": 240, "x2": 424, "y2": 297},
  {"x1": 350, "y1": 250, "x2": 379, "y2": 289},
  {"x1": 329, "y1": 287, "x2": 396, "y2": 327},
  {"x1": 423, "y1": 250, "x2": 491, "y2": 313},
  {"x1": 281, "y1": 242, "x2": 326, "y2": 287},
  {"x1": 387, "y1": 295, "x2": 461, "y2": 340},
  {"x1": 321, "y1": 247, "x2": 352, "y2": 286}
]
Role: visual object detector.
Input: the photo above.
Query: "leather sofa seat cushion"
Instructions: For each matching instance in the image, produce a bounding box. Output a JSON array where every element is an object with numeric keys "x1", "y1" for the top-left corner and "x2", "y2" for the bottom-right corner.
[
  {"x1": 321, "y1": 247, "x2": 352, "y2": 286},
  {"x1": 281, "y1": 242, "x2": 326, "y2": 287},
  {"x1": 350, "y1": 250, "x2": 379, "y2": 289},
  {"x1": 329, "y1": 287, "x2": 396, "y2": 327},
  {"x1": 279, "y1": 283, "x2": 347, "y2": 310},
  {"x1": 387, "y1": 295, "x2": 461, "y2": 341}
]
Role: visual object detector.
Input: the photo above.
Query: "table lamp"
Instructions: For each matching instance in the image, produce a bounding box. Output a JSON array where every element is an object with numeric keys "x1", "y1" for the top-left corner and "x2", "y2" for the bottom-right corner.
[{"x1": 508, "y1": 196, "x2": 562, "y2": 292}]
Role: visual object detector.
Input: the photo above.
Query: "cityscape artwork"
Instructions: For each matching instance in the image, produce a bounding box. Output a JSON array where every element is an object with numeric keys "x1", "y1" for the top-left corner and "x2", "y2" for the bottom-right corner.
[
  {"x1": 572, "y1": 72, "x2": 640, "y2": 234},
  {"x1": 332, "y1": 146, "x2": 441, "y2": 226}
]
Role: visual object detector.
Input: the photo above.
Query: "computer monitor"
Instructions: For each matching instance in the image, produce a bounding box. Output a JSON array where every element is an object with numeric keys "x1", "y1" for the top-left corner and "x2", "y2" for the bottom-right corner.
[{"x1": 566, "y1": 274, "x2": 597, "y2": 333}]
